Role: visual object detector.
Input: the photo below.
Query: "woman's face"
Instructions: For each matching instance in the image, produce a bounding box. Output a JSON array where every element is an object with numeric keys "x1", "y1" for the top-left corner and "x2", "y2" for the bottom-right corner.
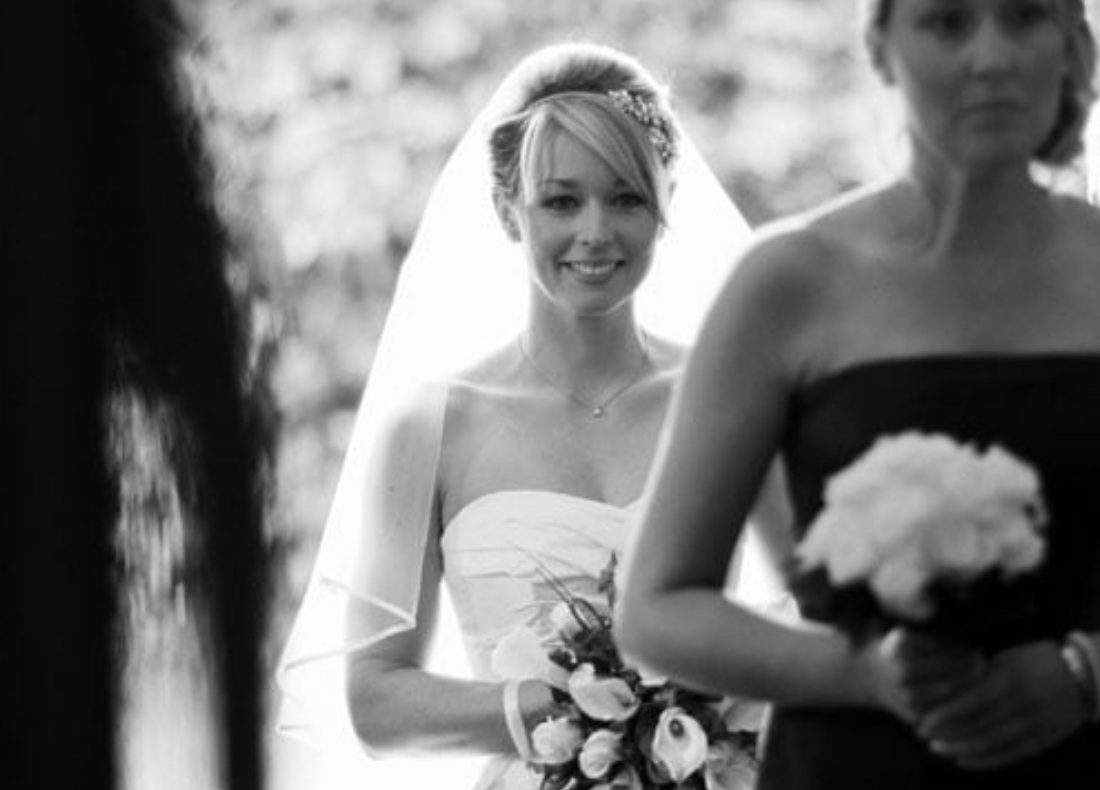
[
  {"x1": 878, "y1": 0, "x2": 1068, "y2": 171},
  {"x1": 511, "y1": 130, "x2": 662, "y2": 318}
]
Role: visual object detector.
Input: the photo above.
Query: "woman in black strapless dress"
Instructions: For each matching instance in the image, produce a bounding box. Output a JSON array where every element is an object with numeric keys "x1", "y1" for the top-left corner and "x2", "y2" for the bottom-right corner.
[{"x1": 617, "y1": 1, "x2": 1100, "y2": 787}]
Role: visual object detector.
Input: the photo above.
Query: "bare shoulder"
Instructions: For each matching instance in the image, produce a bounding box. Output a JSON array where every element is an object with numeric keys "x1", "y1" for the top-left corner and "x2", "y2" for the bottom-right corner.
[
  {"x1": 713, "y1": 200, "x2": 860, "y2": 329},
  {"x1": 436, "y1": 339, "x2": 547, "y2": 463},
  {"x1": 696, "y1": 185, "x2": 897, "y2": 387},
  {"x1": 359, "y1": 344, "x2": 518, "y2": 468},
  {"x1": 737, "y1": 180, "x2": 889, "y2": 275},
  {"x1": 441, "y1": 341, "x2": 521, "y2": 422},
  {"x1": 370, "y1": 380, "x2": 450, "y2": 453},
  {"x1": 639, "y1": 333, "x2": 687, "y2": 376}
]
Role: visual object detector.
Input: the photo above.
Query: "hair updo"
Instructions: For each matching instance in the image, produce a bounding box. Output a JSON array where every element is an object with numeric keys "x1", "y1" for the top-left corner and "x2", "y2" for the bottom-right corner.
[
  {"x1": 862, "y1": 0, "x2": 1097, "y2": 165},
  {"x1": 485, "y1": 42, "x2": 678, "y2": 225}
]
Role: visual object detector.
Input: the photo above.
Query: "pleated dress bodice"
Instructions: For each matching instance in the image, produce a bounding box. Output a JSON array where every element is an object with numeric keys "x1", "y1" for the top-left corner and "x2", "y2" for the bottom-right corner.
[{"x1": 440, "y1": 490, "x2": 636, "y2": 790}]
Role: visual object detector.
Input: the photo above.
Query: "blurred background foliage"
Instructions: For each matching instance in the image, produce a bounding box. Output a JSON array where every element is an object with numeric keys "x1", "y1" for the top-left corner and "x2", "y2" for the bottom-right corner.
[{"x1": 178, "y1": 0, "x2": 1096, "y2": 714}]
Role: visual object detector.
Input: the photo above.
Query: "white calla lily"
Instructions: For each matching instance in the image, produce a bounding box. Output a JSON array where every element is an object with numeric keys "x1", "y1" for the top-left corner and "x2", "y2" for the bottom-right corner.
[
  {"x1": 651, "y1": 706, "x2": 708, "y2": 782},
  {"x1": 704, "y1": 740, "x2": 756, "y2": 790},
  {"x1": 567, "y1": 663, "x2": 639, "y2": 721}
]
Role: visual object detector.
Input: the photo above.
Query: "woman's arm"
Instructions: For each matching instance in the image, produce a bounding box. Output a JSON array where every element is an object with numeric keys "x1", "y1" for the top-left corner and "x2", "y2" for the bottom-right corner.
[
  {"x1": 617, "y1": 231, "x2": 903, "y2": 713},
  {"x1": 340, "y1": 400, "x2": 560, "y2": 759},
  {"x1": 345, "y1": 528, "x2": 558, "y2": 758}
]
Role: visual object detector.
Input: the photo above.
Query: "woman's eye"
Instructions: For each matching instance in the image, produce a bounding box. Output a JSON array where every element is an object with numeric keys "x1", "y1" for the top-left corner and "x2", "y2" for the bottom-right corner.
[
  {"x1": 543, "y1": 195, "x2": 578, "y2": 211},
  {"x1": 1006, "y1": 1, "x2": 1052, "y2": 29},
  {"x1": 920, "y1": 10, "x2": 972, "y2": 38},
  {"x1": 613, "y1": 192, "x2": 647, "y2": 209}
]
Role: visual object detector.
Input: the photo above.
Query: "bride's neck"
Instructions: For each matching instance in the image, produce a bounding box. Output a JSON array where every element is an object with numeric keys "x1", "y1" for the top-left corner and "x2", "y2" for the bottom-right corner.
[{"x1": 523, "y1": 311, "x2": 648, "y2": 384}]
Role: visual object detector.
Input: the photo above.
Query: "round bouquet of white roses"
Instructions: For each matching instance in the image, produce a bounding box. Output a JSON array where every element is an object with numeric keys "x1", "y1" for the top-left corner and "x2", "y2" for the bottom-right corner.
[{"x1": 791, "y1": 431, "x2": 1048, "y2": 644}]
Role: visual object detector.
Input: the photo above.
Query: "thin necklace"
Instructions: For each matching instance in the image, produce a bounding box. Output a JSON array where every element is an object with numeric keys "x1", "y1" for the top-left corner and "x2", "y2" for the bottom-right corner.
[{"x1": 517, "y1": 331, "x2": 651, "y2": 419}]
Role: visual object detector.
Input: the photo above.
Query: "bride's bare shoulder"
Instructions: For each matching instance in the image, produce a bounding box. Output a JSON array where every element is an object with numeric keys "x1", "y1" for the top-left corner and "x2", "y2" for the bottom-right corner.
[
  {"x1": 441, "y1": 342, "x2": 525, "y2": 422},
  {"x1": 640, "y1": 333, "x2": 687, "y2": 372}
]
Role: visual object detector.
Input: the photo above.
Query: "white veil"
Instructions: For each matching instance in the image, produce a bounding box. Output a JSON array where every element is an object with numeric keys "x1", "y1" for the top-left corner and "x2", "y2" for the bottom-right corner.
[{"x1": 273, "y1": 81, "x2": 755, "y2": 785}]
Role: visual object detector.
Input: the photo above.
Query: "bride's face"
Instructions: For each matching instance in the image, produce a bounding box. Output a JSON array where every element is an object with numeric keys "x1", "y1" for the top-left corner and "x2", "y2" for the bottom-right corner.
[{"x1": 513, "y1": 130, "x2": 661, "y2": 318}]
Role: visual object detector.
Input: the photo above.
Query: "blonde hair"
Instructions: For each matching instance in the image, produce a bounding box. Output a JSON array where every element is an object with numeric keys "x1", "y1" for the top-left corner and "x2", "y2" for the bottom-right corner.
[{"x1": 486, "y1": 42, "x2": 677, "y2": 226}]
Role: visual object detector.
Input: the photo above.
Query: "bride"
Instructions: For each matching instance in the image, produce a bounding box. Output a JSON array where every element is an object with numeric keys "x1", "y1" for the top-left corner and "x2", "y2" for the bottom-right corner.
[{"x1": 275, "y1": 41, "x2": 790, "y2": 790}]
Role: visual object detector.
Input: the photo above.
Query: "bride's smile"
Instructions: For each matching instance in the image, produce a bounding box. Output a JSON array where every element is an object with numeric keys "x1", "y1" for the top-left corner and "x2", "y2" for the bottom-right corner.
[{"x1": 509, "y1": 131, "x2": 661, "y2": 315}]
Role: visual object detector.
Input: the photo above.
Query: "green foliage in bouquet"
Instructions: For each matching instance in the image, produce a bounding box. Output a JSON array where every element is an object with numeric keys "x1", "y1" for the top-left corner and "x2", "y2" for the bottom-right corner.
[{"x1": 526, "y1": 556, "x2": 759, "y2": 790}]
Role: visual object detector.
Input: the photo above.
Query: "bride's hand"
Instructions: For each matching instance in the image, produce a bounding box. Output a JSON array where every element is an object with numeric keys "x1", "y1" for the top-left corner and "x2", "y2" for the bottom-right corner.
[
  {"x1": 916, "y1": 640, "x2": 1087, "y2": 770},
  {"x1": 518, "y1": 678, "x2": 566, "y2": 728}
]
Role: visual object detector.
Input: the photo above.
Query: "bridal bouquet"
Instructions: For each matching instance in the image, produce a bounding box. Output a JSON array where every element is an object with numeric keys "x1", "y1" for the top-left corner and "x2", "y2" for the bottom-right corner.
[
  {"x1": 492, "y1": 554, "x2": 762, "y2": 790},
  {"x1": 791, "y1": 431, "x2": 1049, "y2": 644}
]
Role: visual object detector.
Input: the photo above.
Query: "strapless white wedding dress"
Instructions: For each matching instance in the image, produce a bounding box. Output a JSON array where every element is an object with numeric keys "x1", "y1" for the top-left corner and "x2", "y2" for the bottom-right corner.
[
  {"x1": 294, "y1": 489, "x2": 781, "y2": 790},
  {"x1": 440, "y1": 489, "x2": 638, "y2": 790}
]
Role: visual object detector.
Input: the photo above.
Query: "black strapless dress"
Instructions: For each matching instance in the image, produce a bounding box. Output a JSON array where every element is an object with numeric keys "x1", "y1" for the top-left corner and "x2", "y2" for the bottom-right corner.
[{"x1": 761, "y1": 355, "x2": 1100, "y2": 789}]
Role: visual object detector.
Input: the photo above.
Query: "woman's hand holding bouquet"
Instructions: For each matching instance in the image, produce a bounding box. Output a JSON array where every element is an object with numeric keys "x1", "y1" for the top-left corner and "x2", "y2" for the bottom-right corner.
[
  {"x1": 492, "y1": 555, "x2": 763, "y2": 790},
  {"x1": 790, "y1": 431, "x2": 1075, "y2": 768}
]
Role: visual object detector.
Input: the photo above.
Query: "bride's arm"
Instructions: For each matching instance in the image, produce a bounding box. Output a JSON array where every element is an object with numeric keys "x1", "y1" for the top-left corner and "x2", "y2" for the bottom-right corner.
[
  {"x1": 340, "y1": 397, "x2": 560, "y2": 759},
  {"x1": 344, "y1": 526, "x2": 558, "y2": 758},
  {"x1": 617, "y1": 232, "x2": 904, "y2": 714}
]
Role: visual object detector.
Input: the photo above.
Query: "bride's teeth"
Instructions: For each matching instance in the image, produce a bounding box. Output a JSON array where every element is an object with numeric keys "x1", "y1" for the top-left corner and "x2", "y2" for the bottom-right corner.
[{"x1": 571, "y1": 261, "x2": 617, "y2": 275}]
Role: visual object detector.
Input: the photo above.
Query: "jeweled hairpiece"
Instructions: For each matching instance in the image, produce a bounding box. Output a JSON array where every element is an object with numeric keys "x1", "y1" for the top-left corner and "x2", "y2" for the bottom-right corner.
[
  {"x1": 527, "y1": 88, "x2": 678, "y2": 167},
  {"x1": 606, "y1": 89, "x2": 677, "y2": 166}
]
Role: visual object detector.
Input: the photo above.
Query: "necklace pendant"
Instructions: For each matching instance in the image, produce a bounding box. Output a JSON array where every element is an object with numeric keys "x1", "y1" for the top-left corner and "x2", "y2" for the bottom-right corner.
[{"x1": 591, "y1": 406, "x2": 605, "y2": 419}]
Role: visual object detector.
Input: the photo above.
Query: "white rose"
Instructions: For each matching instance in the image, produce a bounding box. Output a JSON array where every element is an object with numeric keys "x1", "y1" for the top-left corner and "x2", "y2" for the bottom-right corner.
[
  {"x1": 797, "y1": 431, "x2": 1048, "y2": 623},
  {"x1": 651, "y1": 706, "x2": 708, "y2": 782},
  {"x1": 591, "y1": 764, "x2": 643, "y2": 790},
  {"x1": 797, "y1": 509, "x2": 880, "y2": 584},
  {"x1": 530, "y1": 717, "x2": 584, "y2": 765},
  {"x1": 981, "y1": 446, "x2": 1042, "y2": 502},
  {"x1": 578, "y1": 729, "x2": 623, "y2": 779},
  {"x1": 704, "y1": 740, "x2": 756, "y2": 790},
  {"x1": 490, "y1": 625, "x2": 569, "y2": 689},
  {"x1": 568, "y1": 663, "x2": 639, "y2": 722},
  {"x1": 712, "y1": 696, "x2": 767, "y2": 734},
  {"x1": 925, "y1": 517, "x2": 993, "y2": 579},
  {"x1": 873, "y1": 487, "x2": 940, "y2": 551},
  {"x1": 995, "y1": 511, "x2": 1045, "y2": 572},
  {"x1": 870, "y1": 554, "x2": 933, "y2": 620}
]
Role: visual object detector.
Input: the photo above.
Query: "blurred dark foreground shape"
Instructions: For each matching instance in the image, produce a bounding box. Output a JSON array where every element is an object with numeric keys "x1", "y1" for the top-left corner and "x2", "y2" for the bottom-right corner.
[{"x1": 2, "y1": 1, "x2": 275, "y2": 788}]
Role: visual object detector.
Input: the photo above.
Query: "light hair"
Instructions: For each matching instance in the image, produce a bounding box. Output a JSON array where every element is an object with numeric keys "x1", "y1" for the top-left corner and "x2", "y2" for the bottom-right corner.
[
  {"x1": 518, "y1": 93, "x2": 671, "y2": 225},
  {"x1": 486, "y1": 42, "x2": 677, "y2": 226}
]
